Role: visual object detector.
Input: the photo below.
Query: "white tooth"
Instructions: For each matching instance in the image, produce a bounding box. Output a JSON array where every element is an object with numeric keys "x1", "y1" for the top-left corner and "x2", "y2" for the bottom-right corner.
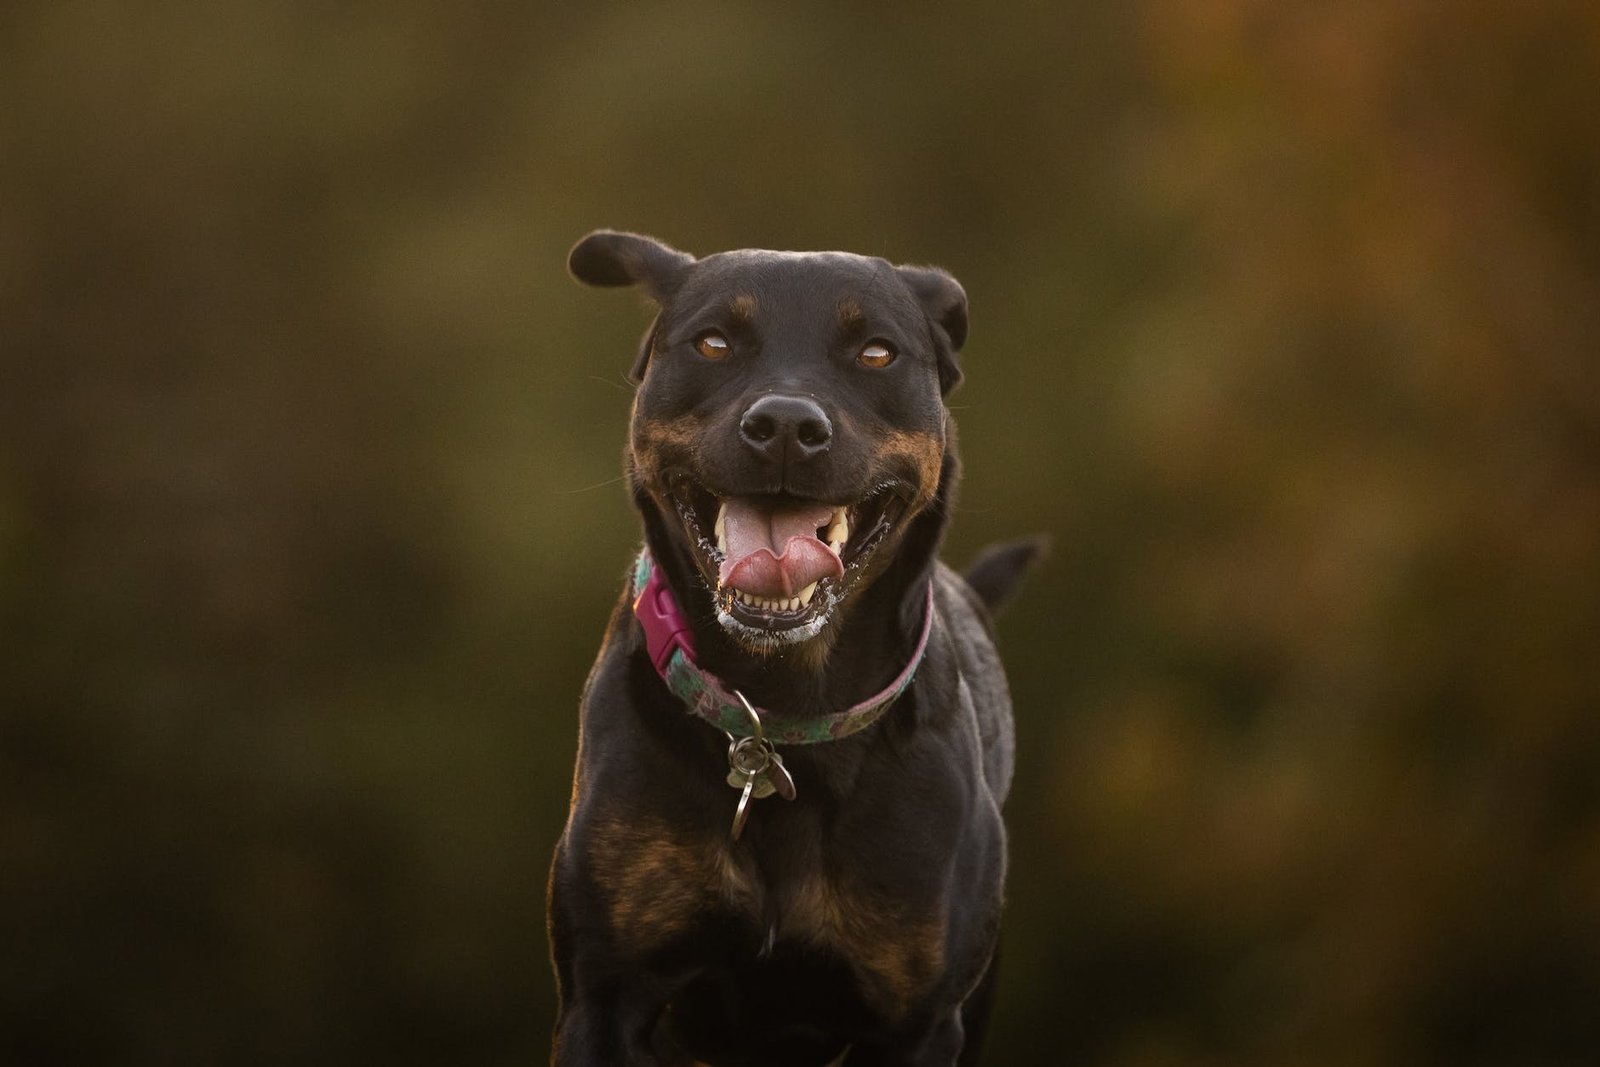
[
  {"x1": 714, "y1": 502, "x2": 727, "y2": 554},
  {"x1": 825, "y1": 507, "x2": 850, "y2": 549},
  {"x1": 798, "y1": 582, "x2": 817, "y2": 606},
  {"x1": 786, "y1": 597, "x2": 799, "y2": 611}
]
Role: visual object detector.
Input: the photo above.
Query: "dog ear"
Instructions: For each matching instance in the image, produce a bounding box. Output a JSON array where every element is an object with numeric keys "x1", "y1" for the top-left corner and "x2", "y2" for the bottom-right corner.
[
  {"x1": 570, "y1": 231, "x2": 696, "y2": 384},
  {"x1": 568, "y1": 230, "x2": 695, "y2": 302},
  {"x1": 628, "y1": 323, "x2": 659, "y2": 384},
  {"x1": 896, "y1": 265, "x2": 968, "y2": 394}
]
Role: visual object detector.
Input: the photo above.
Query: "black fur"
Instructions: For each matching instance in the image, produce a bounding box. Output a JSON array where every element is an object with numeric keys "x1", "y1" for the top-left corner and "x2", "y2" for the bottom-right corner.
[{"x1": 549, "y1": 231, "x2": 1030, "y2": 1066}]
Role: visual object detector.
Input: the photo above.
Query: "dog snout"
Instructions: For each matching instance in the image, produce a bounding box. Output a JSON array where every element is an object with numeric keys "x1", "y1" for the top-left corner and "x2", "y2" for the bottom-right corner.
[{"x1": 738, "y1": 394, "x2": 833, "y2": 465}]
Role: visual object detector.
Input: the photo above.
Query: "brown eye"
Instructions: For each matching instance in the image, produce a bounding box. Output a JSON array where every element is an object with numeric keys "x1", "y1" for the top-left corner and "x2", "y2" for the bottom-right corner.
[
  {"x1": 857, "y1": 341, "x2": 896, "y2": 368},
  {"x1": 695, "y1": 331, "x2": 731, "y2": 360}
]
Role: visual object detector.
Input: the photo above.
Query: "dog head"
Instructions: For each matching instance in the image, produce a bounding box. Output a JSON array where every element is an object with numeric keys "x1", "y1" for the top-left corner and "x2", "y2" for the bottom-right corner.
[{"x1": 569, "y1": 230, "x2": 967, "y2": 655}]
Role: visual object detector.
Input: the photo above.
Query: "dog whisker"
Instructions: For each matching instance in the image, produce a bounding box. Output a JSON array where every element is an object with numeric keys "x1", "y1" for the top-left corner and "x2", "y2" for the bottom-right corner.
[{"x1": 558, "y1": 474, "x2": 629, "y2": 494}]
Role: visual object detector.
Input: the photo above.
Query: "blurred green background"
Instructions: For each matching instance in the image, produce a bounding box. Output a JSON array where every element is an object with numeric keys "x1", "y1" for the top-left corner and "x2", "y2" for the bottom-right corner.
[{"x1": 4, "y1": 2, "x2": 1599, "y2": 1063}]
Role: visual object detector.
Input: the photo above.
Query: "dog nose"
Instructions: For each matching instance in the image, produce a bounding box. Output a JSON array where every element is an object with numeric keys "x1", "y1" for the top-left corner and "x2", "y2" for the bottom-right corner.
[{"x1": 739, "y1": 394, "x2": 833, "y2": 463}]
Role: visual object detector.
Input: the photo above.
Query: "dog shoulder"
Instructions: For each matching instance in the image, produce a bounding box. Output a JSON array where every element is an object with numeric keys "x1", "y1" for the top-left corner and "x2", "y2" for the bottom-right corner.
[{"x1": 933, "y1": 561, "x2": 1017, "y2": 804}]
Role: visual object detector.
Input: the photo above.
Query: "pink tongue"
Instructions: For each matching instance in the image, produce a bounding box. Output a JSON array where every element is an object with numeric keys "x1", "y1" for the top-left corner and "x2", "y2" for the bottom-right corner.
[{"x1": 717, "y1": 500, "x2": 844, "y2": 598}]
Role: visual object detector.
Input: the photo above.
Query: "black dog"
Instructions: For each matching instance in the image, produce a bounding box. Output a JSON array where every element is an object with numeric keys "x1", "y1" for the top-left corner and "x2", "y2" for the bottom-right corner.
[{"x1": 549, "y1": 231, "x2": 1039, "y2": 1067}]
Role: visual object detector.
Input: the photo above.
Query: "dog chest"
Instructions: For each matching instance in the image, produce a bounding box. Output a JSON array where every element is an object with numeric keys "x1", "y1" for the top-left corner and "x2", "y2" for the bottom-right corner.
[{"x1": 583, "y1": 810, "x2": 947, "y2": 1019}]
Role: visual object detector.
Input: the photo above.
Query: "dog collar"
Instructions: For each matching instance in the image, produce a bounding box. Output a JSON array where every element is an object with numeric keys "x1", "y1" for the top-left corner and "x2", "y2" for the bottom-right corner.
[{"x1": 631, "y1": 550, "x2": 932, "y2": 745}]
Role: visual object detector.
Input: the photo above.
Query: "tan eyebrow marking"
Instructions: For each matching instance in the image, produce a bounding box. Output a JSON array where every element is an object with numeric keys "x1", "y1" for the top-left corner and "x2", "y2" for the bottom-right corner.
[
  {"x1": 728, "y1": 294, "x2": 758, "y2": 322},
  {"x1": 837, "y1": 298, "x2": 865, "y2": 328}
]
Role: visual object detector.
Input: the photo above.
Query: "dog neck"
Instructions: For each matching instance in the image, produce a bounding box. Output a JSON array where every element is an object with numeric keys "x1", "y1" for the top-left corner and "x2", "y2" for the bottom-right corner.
[{"x1": 630, "y1": 549, "x2": 932, "y2": 743}]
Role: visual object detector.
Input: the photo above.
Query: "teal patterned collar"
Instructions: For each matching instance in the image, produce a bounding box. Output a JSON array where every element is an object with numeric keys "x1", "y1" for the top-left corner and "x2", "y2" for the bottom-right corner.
[{"x1": 630, "y1": 550, "x2": 933, "y2": 745}]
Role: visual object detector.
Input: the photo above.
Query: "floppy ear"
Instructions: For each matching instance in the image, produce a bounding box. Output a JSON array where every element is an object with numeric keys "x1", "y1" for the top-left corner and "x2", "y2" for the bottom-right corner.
[
  {"x1": 570, "y1": 231, "x2": 696, "y2": 383},
  {"x1": 896, "y1": 265, "x2": 968, "y2": 394},
  {"x1": 568, "y1": 230, "x2": 695, "y2": 302}
]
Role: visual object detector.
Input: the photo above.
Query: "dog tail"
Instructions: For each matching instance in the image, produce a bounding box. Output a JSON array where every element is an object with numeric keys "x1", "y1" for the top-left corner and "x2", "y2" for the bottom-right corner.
[{"x1": 962, "y1": 536, "x2": 1048, "y2": 617}]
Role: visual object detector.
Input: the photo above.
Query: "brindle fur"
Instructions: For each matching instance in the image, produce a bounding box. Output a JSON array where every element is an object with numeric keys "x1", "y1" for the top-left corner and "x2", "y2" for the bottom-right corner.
[{"x1": 549, "y1": 231, "x2": 1034, "y2": 1067}]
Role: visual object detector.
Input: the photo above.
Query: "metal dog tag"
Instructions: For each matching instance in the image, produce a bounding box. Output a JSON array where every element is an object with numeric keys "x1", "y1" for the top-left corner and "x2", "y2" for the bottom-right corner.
[
  {"x1": 729, "y1": 748, "x2": 796, "y2": 838},
  {"x1": 727, "y1": 736, "x2": 776, "y2": 798},
  {"x1": 724, "y1": 737, "x2": 796, "y2": 802},
  {"x1": 723, "y1": 692, "x2": 798, "y2": 838}
]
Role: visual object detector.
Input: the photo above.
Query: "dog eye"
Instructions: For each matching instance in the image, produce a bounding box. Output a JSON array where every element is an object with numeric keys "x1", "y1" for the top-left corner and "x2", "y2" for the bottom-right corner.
[
  {"x1": 695, "y1": 331, "x2": 731, "y2": 360},
  {"x1": 857, "y1": 341, "x2": 896, "y2": 369}
]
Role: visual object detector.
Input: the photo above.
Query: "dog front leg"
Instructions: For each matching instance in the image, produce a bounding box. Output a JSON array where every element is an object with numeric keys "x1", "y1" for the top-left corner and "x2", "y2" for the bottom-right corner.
[
  {"x1": 844, "y1": 1009, "x2": 964, "y2": 1067},
  {"x1": 552, "y1": 981, "x2": 673, "y2": 1067}
]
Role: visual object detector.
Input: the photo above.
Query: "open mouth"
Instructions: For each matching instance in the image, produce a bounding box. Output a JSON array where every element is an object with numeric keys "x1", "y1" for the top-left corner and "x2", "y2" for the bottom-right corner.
[{"x1": 670, "y1": 478, "x2": 904, "y2": 643}]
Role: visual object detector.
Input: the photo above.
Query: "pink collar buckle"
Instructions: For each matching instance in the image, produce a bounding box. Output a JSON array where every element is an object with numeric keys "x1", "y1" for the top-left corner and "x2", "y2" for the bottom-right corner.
[{"x1": 633, "y1": 559, "x2": 698, "y2": 675}]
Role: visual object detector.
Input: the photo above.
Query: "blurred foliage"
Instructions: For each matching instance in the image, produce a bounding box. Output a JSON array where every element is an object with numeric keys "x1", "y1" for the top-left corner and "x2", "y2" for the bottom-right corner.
[{"x1": 3, "y1": 1, "x2": 1599, "y2": 1063}]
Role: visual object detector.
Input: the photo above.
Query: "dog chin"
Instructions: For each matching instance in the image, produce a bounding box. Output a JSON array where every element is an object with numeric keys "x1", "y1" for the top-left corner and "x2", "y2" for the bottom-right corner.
[
  {"x1": 711, "y1": 578, "x2": 844, "y2": 653},
  {"x1": 714, "y1": 607, "x2": 831, "y2": 650}
]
